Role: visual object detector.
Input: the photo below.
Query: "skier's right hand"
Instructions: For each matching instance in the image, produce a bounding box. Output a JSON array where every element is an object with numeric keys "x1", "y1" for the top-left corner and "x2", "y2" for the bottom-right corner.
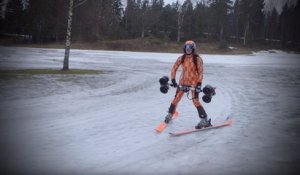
[{"x1": 171, "y1": 79, "x2": 178, "y2": 88}]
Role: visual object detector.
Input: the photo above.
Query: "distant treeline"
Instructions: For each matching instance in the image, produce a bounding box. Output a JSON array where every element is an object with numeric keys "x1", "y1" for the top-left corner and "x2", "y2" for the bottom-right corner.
[{"x1": 1, "y1": 0, "x2": 300, "y2": 49}]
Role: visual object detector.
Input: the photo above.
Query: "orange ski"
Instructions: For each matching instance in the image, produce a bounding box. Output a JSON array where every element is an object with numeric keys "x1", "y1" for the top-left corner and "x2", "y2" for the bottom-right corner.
[
  {"x1": 156, "y1": 111, "x2": 179, "y2": 133},
  {"x1": 169, "y1": 119, "x2": 232, "y2": 136}
]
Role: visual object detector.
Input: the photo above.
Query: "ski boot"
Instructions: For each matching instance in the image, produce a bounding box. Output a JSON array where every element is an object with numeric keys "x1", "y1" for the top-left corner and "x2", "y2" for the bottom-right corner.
[
  {"x1": 195, "y1": 117, "x2": 212, "y2": 129},
  {"x1": 165, "y1": 104, "x2": 176, "y2": 124},
  {"x1": 164, "y1": 113, "x2": 173, "y2": 123},
  {"x1": 195, "y1": 106, "x2": 211, "y2": 129}
]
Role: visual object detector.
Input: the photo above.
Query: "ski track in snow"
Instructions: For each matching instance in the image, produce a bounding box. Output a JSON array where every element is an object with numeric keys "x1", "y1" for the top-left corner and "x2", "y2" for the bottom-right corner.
[{"x1": 0, "y1": 46, "x2": 300, "y2": 175}]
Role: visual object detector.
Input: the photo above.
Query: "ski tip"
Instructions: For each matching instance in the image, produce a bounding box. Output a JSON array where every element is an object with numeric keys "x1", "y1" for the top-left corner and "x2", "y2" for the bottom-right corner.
[
  {"x1": 156, "y1": 122, "x2": 167, "y2": 133},
  {"x1": 225, "y1": 119, "x2": 233, "y2": 125}
]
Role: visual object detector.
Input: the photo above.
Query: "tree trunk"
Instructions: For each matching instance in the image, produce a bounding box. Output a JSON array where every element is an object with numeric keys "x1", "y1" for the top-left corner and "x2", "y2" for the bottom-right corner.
[
  {"x1": 141, "y1": 25, "x2": 145, "y2": 38},
  {"x1": 63, "y1": 0, "x2": 73, "y2": 70},
  {"x1": 177, "y1": 11, "x2": 184, "y2": 43},
  {"x1": 177, "y1": 25, "x2": 181, "y2": 43},
  {"x1": 219, "y1": 25, "x2": 224, "y2": 41},
  {"x1": 243, "y1": 20, "x2": 249, "y2": 46},
  {"x1": 141, "y1": 12, "x2": 145, "y2": 38},
  {"x1": 236, "y1": 18, "x2": 239, "y2": 43}
]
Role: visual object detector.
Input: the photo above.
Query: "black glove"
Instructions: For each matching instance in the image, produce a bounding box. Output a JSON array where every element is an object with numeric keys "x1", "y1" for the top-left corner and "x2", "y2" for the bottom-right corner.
[
  {"x1": 196, "y1": 82, "x2": 202, "y2": 92},
  {"x1": 171, "y1": 79, "x2": 178, "y2": 88}
]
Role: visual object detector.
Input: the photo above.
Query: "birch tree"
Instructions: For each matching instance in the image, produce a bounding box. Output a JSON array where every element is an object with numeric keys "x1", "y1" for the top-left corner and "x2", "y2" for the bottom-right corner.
[
  {"x1": 176, "y1": 1, "x2": 184, "y2": 42},
  {"x1": 63, "y1": 0, "x2": 89, "y2": 70},
  {"x1": 63, "y1": 0, "x2": 73, "y2": 70}
]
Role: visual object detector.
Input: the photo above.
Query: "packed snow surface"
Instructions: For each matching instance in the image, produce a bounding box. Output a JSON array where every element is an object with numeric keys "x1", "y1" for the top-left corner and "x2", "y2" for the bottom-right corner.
[{"x1": 0, "y1": 46, "x2": 300, "y2": 175}]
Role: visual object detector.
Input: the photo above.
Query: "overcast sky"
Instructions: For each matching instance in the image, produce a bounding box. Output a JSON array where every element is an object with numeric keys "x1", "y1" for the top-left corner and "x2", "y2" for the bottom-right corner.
[
  {"x1": 122, "y1": 0, "x2": 298, "y2": 14},
  {"x1": 164, "y1": 0, "x2": 185, "y2": 4}
]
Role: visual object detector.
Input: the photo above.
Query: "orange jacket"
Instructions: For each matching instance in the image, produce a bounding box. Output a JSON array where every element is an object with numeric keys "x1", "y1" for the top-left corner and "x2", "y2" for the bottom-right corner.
[{"x1": 170, "y1": 54, "x2": 203, "y2": 86}]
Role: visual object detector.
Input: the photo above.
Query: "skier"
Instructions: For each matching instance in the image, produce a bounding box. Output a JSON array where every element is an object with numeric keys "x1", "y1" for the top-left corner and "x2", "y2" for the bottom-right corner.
[{"x1": 164, "y1": 40, "x2": 212, "y2": 129}]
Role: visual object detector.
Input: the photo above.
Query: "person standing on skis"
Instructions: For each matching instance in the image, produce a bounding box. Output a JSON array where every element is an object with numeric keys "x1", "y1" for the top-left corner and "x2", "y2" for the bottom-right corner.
[{"x1": 164, "y1": 40, "x2": 212, "y2": 129}]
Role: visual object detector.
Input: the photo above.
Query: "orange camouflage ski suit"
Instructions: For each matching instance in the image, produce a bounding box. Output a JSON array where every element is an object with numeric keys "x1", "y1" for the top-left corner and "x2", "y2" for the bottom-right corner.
[{"x1": 170, "y1": 54, "x2": 203, "y2": 108}]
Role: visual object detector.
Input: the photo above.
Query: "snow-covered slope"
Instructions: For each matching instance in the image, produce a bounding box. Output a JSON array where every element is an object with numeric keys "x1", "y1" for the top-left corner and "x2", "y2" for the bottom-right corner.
[{"x1": 0, "y1": 46, "x2": 299, "y2": 175}]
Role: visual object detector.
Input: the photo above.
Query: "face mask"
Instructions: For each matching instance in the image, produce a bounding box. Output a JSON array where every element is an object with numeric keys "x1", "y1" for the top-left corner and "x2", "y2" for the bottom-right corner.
[{"x1": 185, "y1": 44, "x2": 193, "y2": 54}]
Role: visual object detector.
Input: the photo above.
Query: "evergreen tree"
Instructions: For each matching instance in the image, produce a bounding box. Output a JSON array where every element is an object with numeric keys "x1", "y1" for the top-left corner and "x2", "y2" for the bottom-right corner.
[
  {"x1": 265, "y1": 8, "x2": 279, "y2": 41},
  {"x1": 140, "y1": 0, "x2": 150, "y2": 38},
  {"x1": 149, "y1": 0, "x2": 164, "y2": 36},
  {"x1": 209, "y1": 0, "x2": 233, "y2": 41},
  {"x1": 193, "y1": 2, "x2": 208, "y2": 40},
  {"x1": 181, "y1": 0, "x2": 193, "y2": 39},
  {"x1": 3, "y1": 0, "x2": 298, "y2": 50},
  {"x1": 295, "y1": 0, "x2": 300, "y2": 47},
  {"x1": 238, "y1": 0, "x2": 264, "y2": 46},
  {"x1": 109, "y1": 0, "x2": 123, "y2": 38},
  {"x1": 53, "y1": 0, "x2": 69, "y2": 42},
  {"x1": 73, "y1": 0, "x2": 98, "y2": 41},
  {"x1": 280, "y1": 3, "x2": 291, "y2": 46},
  {"x1": 26, "y1": 0, "x2": 68, "y2": 43},
  {"x1": 4, "y1": 0, "x2": 24, "y2": 35},
  {"x1": 98, "y1": 0, "x2": 123, "y2": 38},
  {"x1": 160, "y1": 3, "x2": 177, "y2": 39},
  {"x1": 250, "y1": 0, "x2": 264, "y2": 42},
  {"x1": 233, "y1": 0, "x2": 240, "y2": 42},
  {"x1": 123, "y1": 0, "x2": 139, "y2": 37}
]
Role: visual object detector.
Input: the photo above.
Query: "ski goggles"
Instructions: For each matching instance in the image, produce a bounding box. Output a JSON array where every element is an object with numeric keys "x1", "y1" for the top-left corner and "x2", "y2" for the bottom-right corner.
[{"x1": 184, "y1": 44, "x2": 194, "y2": 50}]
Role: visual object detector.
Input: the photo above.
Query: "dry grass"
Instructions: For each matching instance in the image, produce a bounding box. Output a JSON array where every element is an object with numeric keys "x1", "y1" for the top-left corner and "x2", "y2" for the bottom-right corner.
[
  {"x1": 0, "y1": 69, "x2": 107, "y2": 80},
  {"x1": 0, "y1": 69, "x2": 105, "y2": 75},
  {"x1": 0, "y1": 38, "x2": 270, "y2": 55}
]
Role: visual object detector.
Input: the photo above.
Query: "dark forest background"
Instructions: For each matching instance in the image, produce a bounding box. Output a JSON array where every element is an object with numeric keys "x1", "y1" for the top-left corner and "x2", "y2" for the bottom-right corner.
[{"x1": 0, "y1": 0, "x2": 299, "y2": 51}]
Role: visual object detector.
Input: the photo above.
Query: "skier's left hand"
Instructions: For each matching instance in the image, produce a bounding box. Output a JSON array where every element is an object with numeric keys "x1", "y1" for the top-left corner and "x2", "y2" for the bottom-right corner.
[{"x1": 196, "y1": 82, "x2": 202, "y2": 92}]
